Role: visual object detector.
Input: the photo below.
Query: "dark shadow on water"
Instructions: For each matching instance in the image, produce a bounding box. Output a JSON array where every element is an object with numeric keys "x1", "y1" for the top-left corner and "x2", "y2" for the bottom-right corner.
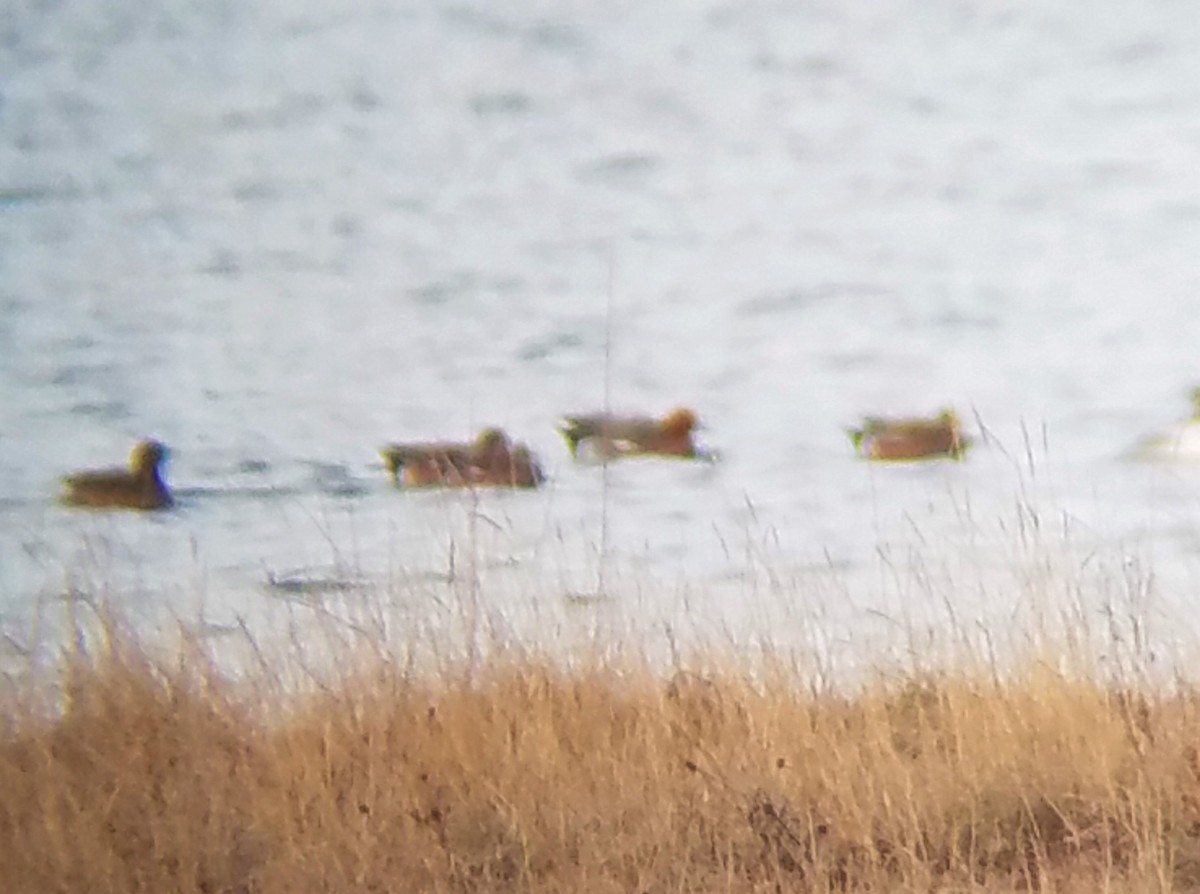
[
  {"x1": 68, "y1": 400, "x2": 129, "y2": 421},
  {"x1": 408, "y1": 272, "x2": 476, "y2": 307},
  {"x1": 301, "y1": 461, "x2": 371, "y2": 498},
  {"x1": 577, "y1": 154, "x2": 662, "y2": 186},
  {"x1": 470, "y1": 91, "x2": 532, "y2": 116},
  {"x1": 49, "y1": 362, "x2": 114, "y2": 387},
  {"x1": 739, "y1": 283, "x2": 893, "y2": 318},
  {"x1": 517, "y1": 329, "x2": 584, "y2": 362},
  {"x1": 172, "y1": 484, "x2": 305, "y2": 503},
  {"x1": 0, "y1": 186, "x2": 55, "y2": 208},
  {"x1": 201, "y1": 249, "x2": 241, "y2": 278},
  {"x1": 261, "y1": 567, "x2": 371, "y2": 601}
]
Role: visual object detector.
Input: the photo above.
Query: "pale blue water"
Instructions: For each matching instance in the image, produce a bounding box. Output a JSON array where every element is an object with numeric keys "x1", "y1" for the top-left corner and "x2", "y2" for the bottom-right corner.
[{"x1": 2, "y1": 0, "x2": 1200, "y2": 672}]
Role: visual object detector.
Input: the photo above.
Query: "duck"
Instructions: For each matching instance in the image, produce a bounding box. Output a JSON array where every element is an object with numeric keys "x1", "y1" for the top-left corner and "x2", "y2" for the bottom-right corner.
[
  {"x1": 60, "y1": 439, "x2": 173, "y2": 510},
  {"x1": 380, "y1": 431, "x2": 490, "y2": 487},
  {"x1": 848, "y1": 409, "x2": 968, "y2": 462},
  {"x1": 1129, "y1": 387, "x2": 1200, "y2": 461},
  {"x1": 473, "y1": 442, "x2": 544, "y2": 488},
  {"x1": 380, "y1": 427, "x2": 543, "y2": 488},
  {"x1": 557, "y1": 407, "x2": 704, "y2": 461}
]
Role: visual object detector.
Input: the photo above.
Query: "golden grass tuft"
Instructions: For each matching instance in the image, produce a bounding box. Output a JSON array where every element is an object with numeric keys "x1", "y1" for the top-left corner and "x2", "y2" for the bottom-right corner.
[{"x1": 5, "y1": 618, "x2": 1200, "y2": 892}]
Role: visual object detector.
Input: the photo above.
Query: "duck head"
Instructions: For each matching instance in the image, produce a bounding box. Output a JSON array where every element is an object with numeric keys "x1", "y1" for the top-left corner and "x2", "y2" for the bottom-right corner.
[{"x1": 660, "y1": 407, "x2": 699, "y2": 436}]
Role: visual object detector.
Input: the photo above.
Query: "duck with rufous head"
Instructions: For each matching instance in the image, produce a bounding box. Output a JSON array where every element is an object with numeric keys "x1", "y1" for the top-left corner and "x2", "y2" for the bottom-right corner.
[{"x1": 557, "y1": 407, "x2": 705, "y2": 461}]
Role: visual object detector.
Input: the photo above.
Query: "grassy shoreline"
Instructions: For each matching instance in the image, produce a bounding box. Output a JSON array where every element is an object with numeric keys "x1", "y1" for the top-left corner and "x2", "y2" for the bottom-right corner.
[{"x1": 4, "y1": 606, "x2": 1200, "y2": 893}]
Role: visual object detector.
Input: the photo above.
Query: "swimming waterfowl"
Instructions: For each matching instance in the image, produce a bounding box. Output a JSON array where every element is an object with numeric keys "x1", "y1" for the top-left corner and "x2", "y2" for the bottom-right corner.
[
  {"x1": 1129, "y1": 387, "x2": 1200, "y2": 461},
  {"x1": 473, "y1": 443, "x2": 545, "y2": 488},
  {"x1": 380, "y1": 428, "x2": 543, "y2": 488},
  {"x1": 557, "y1": 407, "x2": 703, "y2": 460},
  {"x1": 848, "y1": 410, "x2": 968, "y2": 462},
  {"x1": 60, "y1": 439, "x2": 173, "y2": 510},
  {"x1": 380, "y1": 431, "x2": 489, "y2": 487}
]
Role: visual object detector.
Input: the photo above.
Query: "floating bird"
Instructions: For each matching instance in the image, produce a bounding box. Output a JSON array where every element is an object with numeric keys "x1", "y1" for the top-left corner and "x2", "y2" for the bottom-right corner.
[
  {"x1": 381, "y1": 428, "x2": 506, "y2": 487},
  {"x1": 381, "y1": 427, "x2": 542, "y2": 488},
  {"x1": 849, "y1": 409, "x2": 968, "y2": 461},
  {"x1": 474, "y1": 442, "x2": 544, "y2": 488},
  {"x1": 1129, "y1": 387, "x2": 1200, "y2": 461},
  {"x1": 557, "y1": 407, "x2": 705, "y2": 461},
  {"x1": 60, "y1": 439, "x2": 173, "y2": 510}
]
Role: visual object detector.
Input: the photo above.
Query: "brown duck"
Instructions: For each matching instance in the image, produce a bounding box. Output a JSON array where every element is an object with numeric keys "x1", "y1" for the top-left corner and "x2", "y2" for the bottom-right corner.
[
  {"x1": 60, "y1": 439, "x2": 173, "y2": 510},
  {"x1": 848, "y1": 410, "x2": 969, "y2": 461},
  {"x1": 381, "y1": 428, "x2": 543, "y2": 488},
  {"x1": 557, "y1": 407, "x2": 703, "y2": 460}
]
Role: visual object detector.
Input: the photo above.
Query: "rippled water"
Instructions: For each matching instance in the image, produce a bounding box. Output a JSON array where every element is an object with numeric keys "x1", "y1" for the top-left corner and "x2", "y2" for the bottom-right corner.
[{"x1": 2, "y1": 0, "x2": 1200, "y2": 667}]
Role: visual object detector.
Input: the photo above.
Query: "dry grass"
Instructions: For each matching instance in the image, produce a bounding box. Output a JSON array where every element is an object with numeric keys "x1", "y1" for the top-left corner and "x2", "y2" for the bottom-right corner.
[{"x1": 5, "y1": 612, "x2": 1200, "y2": 893}]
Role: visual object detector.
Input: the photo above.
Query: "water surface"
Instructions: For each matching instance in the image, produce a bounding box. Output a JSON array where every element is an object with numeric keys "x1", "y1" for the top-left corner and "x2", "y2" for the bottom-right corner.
[{"x1": 2, "y1": 0, "x2": 1200, "y2": 668}]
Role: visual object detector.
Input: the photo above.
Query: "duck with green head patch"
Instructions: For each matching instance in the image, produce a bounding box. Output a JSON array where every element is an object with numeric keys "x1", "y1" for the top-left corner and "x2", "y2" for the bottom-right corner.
[{"x1": 558, "y1": 407, "x2": 706, "y2": 461}]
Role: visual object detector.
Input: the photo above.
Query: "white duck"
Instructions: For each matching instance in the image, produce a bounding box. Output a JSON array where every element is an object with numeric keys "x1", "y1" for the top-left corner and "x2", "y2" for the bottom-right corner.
[{"x1": 1130, "y1": 388, "x2": 1200, "y2": 461}]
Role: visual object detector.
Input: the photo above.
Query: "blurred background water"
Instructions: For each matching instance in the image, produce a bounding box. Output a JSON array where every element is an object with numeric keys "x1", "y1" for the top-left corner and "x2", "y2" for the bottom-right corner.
[{"x1": 2, "y1": 0, "x2": 1199, "y2": 668}]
